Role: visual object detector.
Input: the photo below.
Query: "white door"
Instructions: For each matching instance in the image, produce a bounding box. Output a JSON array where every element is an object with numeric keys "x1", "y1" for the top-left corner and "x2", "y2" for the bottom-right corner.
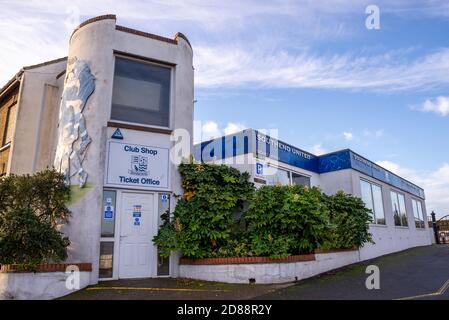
[{"x1": 119, "y1": 192, "x2": 155, "y2": 279}]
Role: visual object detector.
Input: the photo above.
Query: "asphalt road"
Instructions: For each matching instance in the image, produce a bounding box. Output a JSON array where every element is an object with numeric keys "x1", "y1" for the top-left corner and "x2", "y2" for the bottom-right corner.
[
  {"x1": 256, "y1": 245, "x2": 449, "y2": 300},
  {"x1": 63, "y1": 245, "x2": 449, "y2": 300}
]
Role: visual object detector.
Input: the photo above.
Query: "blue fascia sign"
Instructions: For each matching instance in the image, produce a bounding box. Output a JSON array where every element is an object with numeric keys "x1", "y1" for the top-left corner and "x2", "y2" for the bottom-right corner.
[
  {"x1": 254, "y1": 131, "x2": 319, "y2": 172},
  {"x1": 193, "y1": 129, "x2": 425, "y2": 199}
]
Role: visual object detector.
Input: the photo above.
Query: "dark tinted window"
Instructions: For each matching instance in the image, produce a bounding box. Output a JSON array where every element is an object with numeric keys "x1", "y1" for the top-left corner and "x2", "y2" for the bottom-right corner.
[{"x1": 111, "y1": 57, "x2": 170, "y2": 127}]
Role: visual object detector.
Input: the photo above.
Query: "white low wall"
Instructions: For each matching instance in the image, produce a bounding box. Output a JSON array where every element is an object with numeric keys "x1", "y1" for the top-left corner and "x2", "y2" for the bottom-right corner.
[
  {"x1": 0, "y1": 271, "x2": 91, "y2": 300},
  {"x1": 180, "y1": 250, "x2": 360, "y2": 284}
]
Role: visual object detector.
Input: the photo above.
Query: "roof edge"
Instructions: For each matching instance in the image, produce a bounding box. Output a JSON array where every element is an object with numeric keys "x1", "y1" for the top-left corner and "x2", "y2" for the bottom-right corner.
[
  {"x1": 70, "y1": 14, "x2": 117, "y2": 41},
  {"x1": 23, "y1": 57, "x2": 67, "y2": 71},
  {"x1": 116, "y1": 25, "x2": 177, "y2": 45},
  {"x1": 0, "y1": 72, "x2": 22, "y2": 100},
  {"x1": 174, "y1": 32, "x2": 192, "y2": 49},
  {"x1": 0, "y1": 56, "x2": 67, "y2": 99}
]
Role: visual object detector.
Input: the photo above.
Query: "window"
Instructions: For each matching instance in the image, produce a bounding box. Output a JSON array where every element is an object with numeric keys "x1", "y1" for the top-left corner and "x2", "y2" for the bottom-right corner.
[
  {"x1": 292, "y1": 172, "x2": 311, "y2": 187},
  {"x1": 264, "y1": 165, "x2": 311, "y2": 187},
  {"x1": 266, "y1": 167, "x2": 290, "y2": 186},
  {"x1": 99, "y1": 190, "x2": 116, "y2": 279},
  {"x1": 99, "y1": 242, "x2": 114, "y2": 278},
  {"x1": 391, "y1": 191, "x2": 408, "y2": 227},
  {"x1": 3, "y1": 103, "x2": 17, "y2": 146},
  {"x1": 101, "y1": 190, "x2": 116, "y2": 237},
  {"x1": 111, "y1": 57, "x2": 171, "y2": 127},
  {"x1": 157, "y1": 193, "x2": 170, "y2": 276},
  {"x1": 412, "y1": 199, "x2": 425, "y2": 229},
  {"x1": 360, "y1": 180, "x2": 386, "y2": 225}
]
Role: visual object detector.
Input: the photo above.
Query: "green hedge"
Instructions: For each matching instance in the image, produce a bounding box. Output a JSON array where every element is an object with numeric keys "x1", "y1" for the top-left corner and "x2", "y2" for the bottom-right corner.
[
  {"x1": 153, "y1": 163, "x2": 254, "y2": 258},
  {"x1": 154, "y1": 162, "x2": 373, "y2": 259},
  {"x1": 245, "y1": 185, "x2": 330, "y2": 258},
  {"x1": 325, "y1": 191, "x2": 373, "y2": 249},
  {"x1": 0, "y1": 170, "x2": 71, "y2": 267}
]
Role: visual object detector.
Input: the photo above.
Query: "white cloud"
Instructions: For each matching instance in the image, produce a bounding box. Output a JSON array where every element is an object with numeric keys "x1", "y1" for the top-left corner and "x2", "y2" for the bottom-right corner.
[
  {"x1": 343, "y1": 132, "x2": 354, "y2": 141},
  {"x1": 376, "y1": 160, "x2": 449, "y2": 219},
  {"x1": 224, "y1": 122, "x2": 247, "y2": 136},
  {"x1": 311, "y1": 144, "x2": 327, "y2": 156},
  {"x1": 2, "y1": 0, "x2": 449, "y2": 93},
  {"x1": 196, "y1": 121, "x2": 246, "y2": 142},
  {"x1": 421, "y1": 96, "x2": 449, "y2": 116},
  {"x1": 363, "y1": 129, "x2": 384, "y2": 138},
  {"x1": 200, "y1": 121, "x2": 221, "y2": 141},
  {"x1": 194, "y1": 46, "x2": 449, "y2": 91}
]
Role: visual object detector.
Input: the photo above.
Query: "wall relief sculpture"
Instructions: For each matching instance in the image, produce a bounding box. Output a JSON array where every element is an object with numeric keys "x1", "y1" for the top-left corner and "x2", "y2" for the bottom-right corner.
[{"x1": 54, "y1": 57, "x2": 95, "y2": 187}]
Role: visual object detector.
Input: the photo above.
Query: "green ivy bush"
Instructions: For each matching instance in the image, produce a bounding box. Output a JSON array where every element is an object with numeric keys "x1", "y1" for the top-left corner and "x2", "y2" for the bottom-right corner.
[
  {"x1": 324, "y1": 191, "x2": 374, "y2": 249},
  {"x1": 154, "y1": 162, "x2": 373, "y2": 259},
  {"x1": 244, "y1": 185, "x2": 331, "y2": 258},
  {"x1": 154, "y1": 162, "x2": 254, "y2": 258},
  {"x1": 0, "y1": 170, "x2": 71, "y2": 268}
]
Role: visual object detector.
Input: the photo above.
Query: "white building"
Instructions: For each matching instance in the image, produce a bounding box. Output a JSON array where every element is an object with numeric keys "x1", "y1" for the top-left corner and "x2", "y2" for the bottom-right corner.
[
  {"x1": 0, "y1": 15, "x2": 194, "y2": 285},
  {"x1": 0, "y1": 14, "x2": 431, "y2": 298},
  {"x1": 194, "y1": 129, "x2": 431, "y2": 260}
]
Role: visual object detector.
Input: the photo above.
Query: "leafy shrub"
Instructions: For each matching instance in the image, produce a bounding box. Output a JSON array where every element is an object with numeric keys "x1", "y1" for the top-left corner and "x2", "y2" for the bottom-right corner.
[
  {"x1": 244, "y1": 185, "x2": 331, "y2": 258},
  {"x1": 154, "y1": 162, "x2": 374, "y2": 259},
  {"x1": 153, "y1": 162, "x2": 254, "y2": 258},
  {"x1": 0, "y1": 208, "x2": 70, "y2": 267},
  {"x1": 325, "y1": 191, "x2": 374, "y2": 249},
  {"x1": 0, "y1": 170, "x2": 70, "y2": 226},
  {"x1": 0, "y1": 169, "x2": 71, "y2": 267}
]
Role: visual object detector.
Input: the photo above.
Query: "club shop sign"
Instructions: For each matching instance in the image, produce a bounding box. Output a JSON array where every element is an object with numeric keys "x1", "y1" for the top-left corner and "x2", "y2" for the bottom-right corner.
[{"x1": 106, "y1": 141, "x2": 169, "y2": 189}]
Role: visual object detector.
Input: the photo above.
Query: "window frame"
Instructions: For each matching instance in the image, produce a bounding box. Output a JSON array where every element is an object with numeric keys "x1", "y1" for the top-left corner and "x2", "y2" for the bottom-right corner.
[
  {"x1": 360, "y1": 179, "x2": 386, "y2": 226},
  {"x1": 291, "y1": 171, "x2": 312, "y2": 187},
  {"x1": 265, "y1": 163, "x2": 312, "y2": 187},
  {"x1": 110, "y1": 54, "x2": 174, "y2": 130},
  {"x1": 391, "y1": 190, "x2": 409, "y2": 228},
  {"x1": 99, "y1": 188, "x2": 117, "y2": 280},
  {"x1": 2, "y1": 102, "x2": 17, "y2": 147},
  {"x1": 157, "y1": 192, "x2": 171, "y2": 277},
  {"x1": 411, "y1": 198, "x2": 425, "y2": 229}
]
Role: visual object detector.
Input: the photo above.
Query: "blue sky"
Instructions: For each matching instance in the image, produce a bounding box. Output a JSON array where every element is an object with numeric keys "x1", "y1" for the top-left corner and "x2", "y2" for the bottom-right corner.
[{"x1": 0, "y1": 0, "x2": 448, "y2": 216}]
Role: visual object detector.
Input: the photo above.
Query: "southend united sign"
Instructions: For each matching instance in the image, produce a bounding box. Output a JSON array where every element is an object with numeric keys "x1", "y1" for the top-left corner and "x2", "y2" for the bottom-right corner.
[
  {"x1": 106, "y1": 141, "x2": 169, "y2": 189},
  {"x1": 194, "y1": 129, "x2": 424, "y2": 199},
  {"x1": 255, "y1": 131, "x2": 318, "y2": 172}
]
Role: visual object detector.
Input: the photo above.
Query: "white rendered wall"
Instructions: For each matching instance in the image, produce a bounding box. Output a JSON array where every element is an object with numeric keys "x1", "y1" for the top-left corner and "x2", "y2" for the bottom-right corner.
[
  {"x1": 277, "y1": 167, "x2": 431, "y2": 261},
  {"x1": 63, "y1": 17, "x2": 193, "y2": 284},
  {"x1": 180, "y1": 251, "x2": 360, "y2": 284},
  {"x1": 9, "y1": 61, "x2": 67, "y2": 175},
  {"x1": 351, "y1": 170, "x2": 431, "y2": 260},
  {"x1": 0, "y1": 271, "x2": 91, "y2": 300},
  {"x1": 318, "y1": 168, "x2": 354, "y2": 195}
]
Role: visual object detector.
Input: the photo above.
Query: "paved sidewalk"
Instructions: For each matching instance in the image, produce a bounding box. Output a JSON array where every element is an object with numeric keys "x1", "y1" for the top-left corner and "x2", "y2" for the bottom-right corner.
[{"x1": 257, "y1": 245, "x2": 449, "y2": 300}]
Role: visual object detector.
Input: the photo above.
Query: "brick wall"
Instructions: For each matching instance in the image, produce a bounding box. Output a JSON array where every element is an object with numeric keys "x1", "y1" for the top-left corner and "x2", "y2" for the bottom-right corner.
[
  {"x1": 0, "y1": 87, "x2": 19, "y2": 175},
  {"x1": 0, "y1": 147, "x2": 9, "y2": 175}
]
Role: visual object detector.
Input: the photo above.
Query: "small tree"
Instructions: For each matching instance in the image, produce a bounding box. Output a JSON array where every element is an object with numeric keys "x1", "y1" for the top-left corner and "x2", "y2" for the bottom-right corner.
[{"x1": 0, "y1": 169, "x2": 71, "y2": 267}]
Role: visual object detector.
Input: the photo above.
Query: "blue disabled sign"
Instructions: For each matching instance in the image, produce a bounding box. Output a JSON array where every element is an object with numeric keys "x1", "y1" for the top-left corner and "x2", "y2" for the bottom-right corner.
[
  {"x1": 111, "y1": 128, "x2": 123, "y2": 140},
  {"x1": 104, "y1": 205, "x2": 114, "y2": 219}
]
